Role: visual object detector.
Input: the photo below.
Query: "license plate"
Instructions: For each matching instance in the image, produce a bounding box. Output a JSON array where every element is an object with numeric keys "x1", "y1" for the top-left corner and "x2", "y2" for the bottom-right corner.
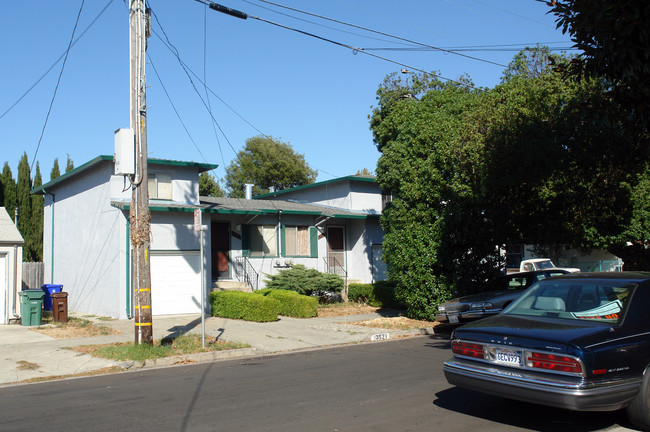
[
  {"x1": 448, "y1": 314, "x2": 459, "y2": 324},
  {"x1": 494, "y1": 348, "x2": 522, "y2": 367}
]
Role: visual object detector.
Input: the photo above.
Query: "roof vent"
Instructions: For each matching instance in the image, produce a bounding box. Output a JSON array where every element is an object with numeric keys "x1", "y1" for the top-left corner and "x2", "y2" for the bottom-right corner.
[{"x1": 245, "y1": 183, "x2": 253, "y2": 200}]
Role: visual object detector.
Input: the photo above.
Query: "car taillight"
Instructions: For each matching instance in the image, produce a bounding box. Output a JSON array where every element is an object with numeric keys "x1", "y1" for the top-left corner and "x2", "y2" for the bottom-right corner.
[
  {"x1": 526, "y1": 352, "x2": 582, "y2": 374},
  {"x1": 452, "y1": 341, "x2": 485, "y2": 359}
]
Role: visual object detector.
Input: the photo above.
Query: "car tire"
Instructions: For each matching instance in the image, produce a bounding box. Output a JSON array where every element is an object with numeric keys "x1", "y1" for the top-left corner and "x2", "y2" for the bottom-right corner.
[{"x1": 627, "y1": 366, "x2": 650, "y2": 430}]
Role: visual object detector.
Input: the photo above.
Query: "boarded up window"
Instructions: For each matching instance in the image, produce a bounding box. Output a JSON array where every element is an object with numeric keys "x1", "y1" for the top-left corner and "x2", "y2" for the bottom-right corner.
[{"x1": 285, "y1": 226, "x2": 310, "y2": 256}]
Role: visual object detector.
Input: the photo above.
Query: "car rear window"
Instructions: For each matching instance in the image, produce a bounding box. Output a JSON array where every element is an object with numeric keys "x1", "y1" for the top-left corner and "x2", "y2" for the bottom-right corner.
[{"x1": 502, "y1": 280, "x2": 634, "y2": 324}]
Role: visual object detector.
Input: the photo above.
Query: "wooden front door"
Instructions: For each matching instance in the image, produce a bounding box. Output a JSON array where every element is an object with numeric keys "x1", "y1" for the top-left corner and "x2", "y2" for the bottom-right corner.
[{"x1": 211, "y1": 222, "x2": 230, "y2": 279}]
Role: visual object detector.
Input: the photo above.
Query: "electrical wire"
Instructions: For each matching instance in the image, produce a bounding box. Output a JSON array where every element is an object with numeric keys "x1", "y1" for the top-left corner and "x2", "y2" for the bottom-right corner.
[
  {"x1": 244, "y1": 0, "x2": 508, "y2": 67},
  {"x1": 30, "y1": 0, "x2": 86, "y2": 175},
  {"x1": 1, "y1": 0, "x2": 116, "y2": 123}
]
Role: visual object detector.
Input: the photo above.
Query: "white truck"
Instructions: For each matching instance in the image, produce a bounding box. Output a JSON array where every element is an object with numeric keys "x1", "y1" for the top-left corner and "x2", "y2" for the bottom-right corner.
[{"x1": 519, "y1": 258, "x2": 580, "y2": 273}]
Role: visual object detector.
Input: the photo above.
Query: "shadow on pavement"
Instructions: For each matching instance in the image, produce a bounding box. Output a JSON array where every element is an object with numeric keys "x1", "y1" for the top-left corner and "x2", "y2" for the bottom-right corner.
[{"x1": 434, "y1": 386, "x2": 637, "y2": 431}]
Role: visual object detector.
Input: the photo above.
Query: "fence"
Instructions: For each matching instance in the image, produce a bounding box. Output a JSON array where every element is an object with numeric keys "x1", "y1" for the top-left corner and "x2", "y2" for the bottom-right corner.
[{"x1": 22, "y1": 262, "x2": 44, "y2": 290}]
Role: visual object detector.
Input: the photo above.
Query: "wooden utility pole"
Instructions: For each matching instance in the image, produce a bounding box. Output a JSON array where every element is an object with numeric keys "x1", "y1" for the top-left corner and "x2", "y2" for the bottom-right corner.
[{"x1": 130, "y1": 0, "x2": 153, "y2": 344}]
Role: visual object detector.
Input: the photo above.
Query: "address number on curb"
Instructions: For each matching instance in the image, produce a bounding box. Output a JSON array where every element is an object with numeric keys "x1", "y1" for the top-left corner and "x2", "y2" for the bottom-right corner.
[{"x1": 371, "y1": 333, "x2": 390, "y2": 341}]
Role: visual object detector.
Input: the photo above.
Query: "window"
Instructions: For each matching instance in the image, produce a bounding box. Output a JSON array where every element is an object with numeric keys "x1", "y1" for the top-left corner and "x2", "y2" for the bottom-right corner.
[
  {"x1": 148, "y1": 173, "x2": 172, "y2": 200},
  {"x1": 249, "y1": 225, "x2": 277, "y2": 257},
  {"x1": 284, "y1": 226, "x2": 310, "y2": 256}
]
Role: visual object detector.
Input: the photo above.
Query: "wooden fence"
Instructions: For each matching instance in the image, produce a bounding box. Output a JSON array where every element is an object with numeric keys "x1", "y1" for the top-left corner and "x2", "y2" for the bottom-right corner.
[{"x1": 22, "y1": 262, "x2": 44, "y2": 290}]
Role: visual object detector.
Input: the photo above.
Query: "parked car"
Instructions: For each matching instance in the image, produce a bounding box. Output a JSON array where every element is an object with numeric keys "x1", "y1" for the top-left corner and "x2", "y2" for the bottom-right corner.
[
  {"x1": 519, "y1": 258, "x2": 580, "y2": 273},
  {"x1": 443, "y1": 272, "x2": 650, "y2": 429},
  {"x1": 435, "y1": 270, "x2": 569, "y2": 324}
]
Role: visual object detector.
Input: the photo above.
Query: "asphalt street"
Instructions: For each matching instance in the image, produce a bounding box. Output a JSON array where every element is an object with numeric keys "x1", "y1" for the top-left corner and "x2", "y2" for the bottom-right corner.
[{"x1": 0, "y1": 336, "x2": 637, "y2": 432}]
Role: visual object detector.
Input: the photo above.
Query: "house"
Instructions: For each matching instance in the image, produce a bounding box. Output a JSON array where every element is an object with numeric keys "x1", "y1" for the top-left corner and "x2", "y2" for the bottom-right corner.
[
  {"x1": 0, "y1": 207, "x2": 23, "y2": 324},
  {"x1": 31, "y1": 156, "x2": 387, "y2": 319}
]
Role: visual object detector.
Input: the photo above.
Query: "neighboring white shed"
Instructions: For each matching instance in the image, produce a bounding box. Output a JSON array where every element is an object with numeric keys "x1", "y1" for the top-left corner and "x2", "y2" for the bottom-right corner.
[{"x1": 0, "y1": 207, "x2": 23, "y2": 324}]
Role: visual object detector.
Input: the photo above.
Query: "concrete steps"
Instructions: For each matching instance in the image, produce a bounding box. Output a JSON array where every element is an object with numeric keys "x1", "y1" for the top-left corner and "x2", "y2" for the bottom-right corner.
[{"x1": 211, "y1": 280, "x2": 253, "y2": 293}]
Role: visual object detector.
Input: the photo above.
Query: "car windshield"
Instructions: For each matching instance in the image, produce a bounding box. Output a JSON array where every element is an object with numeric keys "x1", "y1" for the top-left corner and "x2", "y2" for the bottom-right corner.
[
  {"x1": 536, "y1": 260, "x2": 555, "y2": 269},
  {"x1": 502, "y1": 280, "x2": 634, "y2": 324}
]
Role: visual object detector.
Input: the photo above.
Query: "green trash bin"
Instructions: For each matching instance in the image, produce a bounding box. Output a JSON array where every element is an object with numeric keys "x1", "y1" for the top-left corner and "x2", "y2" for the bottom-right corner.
[{"x1": 19, "y1": 290, "x2": 45, "y2": 326}]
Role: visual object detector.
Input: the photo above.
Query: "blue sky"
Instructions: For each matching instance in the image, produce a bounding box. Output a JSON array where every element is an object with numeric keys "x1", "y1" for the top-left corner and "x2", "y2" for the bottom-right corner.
[{"x1": 0, "y1": 0, "x2": 573, "y2": 187}]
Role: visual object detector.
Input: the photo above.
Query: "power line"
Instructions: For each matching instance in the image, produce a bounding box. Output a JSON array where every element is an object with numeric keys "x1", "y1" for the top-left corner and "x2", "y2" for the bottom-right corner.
[
  {"x1": 31, "y1": 0, "x2": 86, "y2": 175},
  {"x1": 0, "y1": 0, "x2": 116, "y2": 122},
  {"x1": 244, "y1": 0, "x2": 508, "y2": 68}
]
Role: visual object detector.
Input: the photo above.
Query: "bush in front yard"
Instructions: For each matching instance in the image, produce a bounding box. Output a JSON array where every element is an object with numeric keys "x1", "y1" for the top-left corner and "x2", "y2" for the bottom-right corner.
[
  {"x1": 264, "y1": 265, "x2": 344, "y2": 296},
  {"x1": 348, "y1": 281, "x2": 401, "y2": 308},
  {"x1": 255, "y1": 289, "x2": 318, "y2": 318},
  {"x1": 209, "y1": 291, "x2": 280, "y2": 322}
]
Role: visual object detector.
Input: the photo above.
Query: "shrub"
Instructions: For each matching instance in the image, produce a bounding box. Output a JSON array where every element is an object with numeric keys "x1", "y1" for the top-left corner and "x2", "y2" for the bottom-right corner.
[
  {"x1": 209, "y1": 291, "x2": 280, "y2": 322},
  {"x1": 265, "y1": 265, "x2": 344, "y2": 296},
  {"x1": 348, "y1": 281, "x2": 401, "y2": 308},
  {"x1": 255, "y1": 289, "x2": 318, "y2": 318}
]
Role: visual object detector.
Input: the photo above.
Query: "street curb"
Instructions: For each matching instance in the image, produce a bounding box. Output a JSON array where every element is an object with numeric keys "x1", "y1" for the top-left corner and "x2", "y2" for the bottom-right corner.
[{"x1": 117, "y1": 347, "x2": 258, "y2": 369}]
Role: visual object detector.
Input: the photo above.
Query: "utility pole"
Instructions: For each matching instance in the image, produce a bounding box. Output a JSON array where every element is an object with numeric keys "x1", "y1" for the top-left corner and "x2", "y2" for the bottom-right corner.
[{"x1": 130, "y1": 0, "x2": 153, "y2": 344}]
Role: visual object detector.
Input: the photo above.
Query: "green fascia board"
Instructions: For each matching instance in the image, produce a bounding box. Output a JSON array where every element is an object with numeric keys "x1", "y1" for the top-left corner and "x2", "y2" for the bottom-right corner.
[
  {"x1": 32, "y1": 155, "x2": 218, "y2": 195},
  {"x1": 254, "y1": 175, "x2": 376, "y2": 199}
]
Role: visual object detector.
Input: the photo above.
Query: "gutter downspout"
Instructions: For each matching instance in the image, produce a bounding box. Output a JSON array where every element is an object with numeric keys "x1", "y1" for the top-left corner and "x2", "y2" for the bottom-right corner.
[
  {"x1": 43, "y1": 189, "x2": 55, "y2": 284},
  {"x1": 12, "y1": 244, "x2": 18, "y2": 322}
]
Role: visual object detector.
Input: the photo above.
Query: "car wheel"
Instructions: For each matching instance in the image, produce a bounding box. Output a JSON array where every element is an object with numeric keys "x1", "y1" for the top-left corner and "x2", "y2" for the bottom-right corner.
[{"x1": 627, "y1": 366, "x2": 650, "y2": 429}]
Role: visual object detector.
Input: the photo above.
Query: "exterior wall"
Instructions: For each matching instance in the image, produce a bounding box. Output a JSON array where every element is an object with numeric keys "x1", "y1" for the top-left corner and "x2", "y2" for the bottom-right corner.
[
  {"x1": 348, "y1": 181, "x2": 383, "y2": 213},
  {"x1": 0, "y1": 243, "x2": 23, "y2": 324},
  {"x1": 43, "y1": 161, "x2": 125, "y2": 318}
]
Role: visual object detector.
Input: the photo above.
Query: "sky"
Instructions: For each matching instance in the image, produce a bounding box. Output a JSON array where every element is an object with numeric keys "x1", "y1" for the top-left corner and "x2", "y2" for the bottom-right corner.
[{"x1": 0, "y1": 0, "x2": 574, "y2": 188}]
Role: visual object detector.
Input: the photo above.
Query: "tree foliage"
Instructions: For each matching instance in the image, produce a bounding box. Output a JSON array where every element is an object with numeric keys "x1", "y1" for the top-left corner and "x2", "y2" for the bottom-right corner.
[
  {"x1": 198, "y1": 172, "x2": 225, "y2": 197},
  {"x1": 225, "y1": 136, "x2": 317, "y2": 198},
  {"x1": 1, "y1": 162, "x2": 17, "y2": 221},
  {"x1": 548, "y1": 0, "x2": 650, "y2": 127},
  {"x1": 50, "y1": 158, "x2": 61, "y2": 180},
  {"x1": 371, "y1": 48, "x2": 648, "y2": 318}
]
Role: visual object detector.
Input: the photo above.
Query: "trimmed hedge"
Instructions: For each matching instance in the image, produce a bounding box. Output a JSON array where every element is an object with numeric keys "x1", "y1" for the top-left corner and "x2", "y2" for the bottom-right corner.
[
  {"x1": 255, "y1": 289, "x2": 318, "y2": 318},
  {"x1": 348, "y1": 281, "x2": 401, "y2": 308},
  {"x1": 209, "y1": 291, "x2": 280, "y2": 322}
]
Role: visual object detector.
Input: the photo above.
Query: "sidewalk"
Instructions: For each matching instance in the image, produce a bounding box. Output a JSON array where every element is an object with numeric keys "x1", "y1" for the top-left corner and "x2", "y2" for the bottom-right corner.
[{"x1": 0, "y1": 312, "x2": 433, "y2": 387}]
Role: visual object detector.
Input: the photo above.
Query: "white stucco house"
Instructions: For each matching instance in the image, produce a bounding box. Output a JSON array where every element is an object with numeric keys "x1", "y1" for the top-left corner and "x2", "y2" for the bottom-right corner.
[
  {"x1": 31, "y1": 155, "x2": 387, "y2": 319},
  {"x1": 0, "y1": 207, "x2": 23, "y2": 324}
]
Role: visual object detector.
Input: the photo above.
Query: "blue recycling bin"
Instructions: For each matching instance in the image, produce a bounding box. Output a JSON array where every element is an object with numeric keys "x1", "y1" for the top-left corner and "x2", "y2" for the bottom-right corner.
[{"x1": 41, "y1": 284, "x2": 63, "y2": 311}]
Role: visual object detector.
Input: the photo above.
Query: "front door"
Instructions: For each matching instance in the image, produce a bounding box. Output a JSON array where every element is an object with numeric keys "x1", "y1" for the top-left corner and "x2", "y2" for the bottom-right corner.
[
  {"x1": 326, "y1": 226, "x2": 345, "y2": 276},
  {"x1": 211, "y1": 222, "x2": 230, "y2": 279}
]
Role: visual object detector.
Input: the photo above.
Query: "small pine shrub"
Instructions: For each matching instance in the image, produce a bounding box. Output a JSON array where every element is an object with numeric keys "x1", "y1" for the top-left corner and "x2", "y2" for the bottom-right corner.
[
  {"x1": 209, "y1": 291, "x2": 280, "y2": 322},
  {"x1": 255, "y1": 289, "x2": 318, "y2": 318},
  {"x1": 264, "y1": 265, "x2": 344, "y2": 296}
]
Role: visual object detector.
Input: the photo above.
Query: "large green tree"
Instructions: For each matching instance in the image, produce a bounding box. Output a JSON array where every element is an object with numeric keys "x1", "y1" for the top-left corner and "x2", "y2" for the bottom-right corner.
[
  {"x1": 548, "y1": 0, "x2": 650, "y2": 127},
  {"x1": 371, "y1": 49, "x2": 647, "y2": 318},
  {"x1": 30, "y1": 163, "x2": 44, "y2": 262},
  {"x1": 199, "y1": 172, "x2": 225, "y2": 197},
  {"x1": 1, "y1": 162, "x2": 17, "y2": 221},
  {"x1": 50, "y1": 158, "x2": 61, "y2": 180},
  {"x1": 225, "y1": 136, "x2": 317, "y2": 198},
  {"x1": 16, "y1": 153, "x2": 32, "y2": 261}
]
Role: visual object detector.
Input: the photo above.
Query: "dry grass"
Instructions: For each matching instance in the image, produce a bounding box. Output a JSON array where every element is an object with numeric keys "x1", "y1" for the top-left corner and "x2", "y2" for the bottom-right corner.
[
  {"x1": 16, "y1": 360, "x2": 40, "y2": 371},
  {"x1": 317, "y1": 303, "x2": 381, "y2": 317},
  {"x1": 31, "y1": 317, "x2": 121, "y2": 339},
  {"x1": 347, "y1": 316, "x2": 436, "y2": 330}
]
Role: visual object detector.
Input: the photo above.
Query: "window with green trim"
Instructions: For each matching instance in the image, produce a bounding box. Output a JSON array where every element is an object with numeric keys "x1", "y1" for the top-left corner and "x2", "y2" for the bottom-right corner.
[
  {"x1": 249, "y1": 225, "x2": 277, "y2": 257},
  {"x1": 284, "y1": 226, "x2": 310, "y2": 256}
]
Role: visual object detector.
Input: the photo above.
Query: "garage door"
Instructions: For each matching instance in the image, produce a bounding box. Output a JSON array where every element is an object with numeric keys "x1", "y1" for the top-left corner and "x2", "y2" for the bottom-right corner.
[
  {"x1": 150, "y1": 251, "x2": 201, "y2": 315},
  {"x1": 0, "y1": 255, "x2": 6, "y2": 324}
]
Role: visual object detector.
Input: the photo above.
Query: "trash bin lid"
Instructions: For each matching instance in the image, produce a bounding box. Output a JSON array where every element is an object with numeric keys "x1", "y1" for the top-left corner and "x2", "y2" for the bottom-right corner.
[
  {"x1": 22, "y1": 289, "x2": 46, "y2": 300},
  {"x1": 51, "y1": 292, "x2": 68, "y2": 298}
]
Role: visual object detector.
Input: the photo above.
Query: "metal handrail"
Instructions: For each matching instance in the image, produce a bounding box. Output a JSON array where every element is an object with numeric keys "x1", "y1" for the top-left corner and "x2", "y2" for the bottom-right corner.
[{"x1": 235, "y1": 256, "x2": 259, "y2": 291}]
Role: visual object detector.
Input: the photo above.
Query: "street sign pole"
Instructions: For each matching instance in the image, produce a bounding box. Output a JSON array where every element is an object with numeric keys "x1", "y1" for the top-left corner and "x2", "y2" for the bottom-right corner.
[{"x1": 194, "y1": 209, "x2": 205, "y2": 349}]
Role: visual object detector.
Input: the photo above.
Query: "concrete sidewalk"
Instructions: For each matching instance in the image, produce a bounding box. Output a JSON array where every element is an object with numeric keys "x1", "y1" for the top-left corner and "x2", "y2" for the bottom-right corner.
[{"x1": 0, "y1": 312, "x2": 432, "y2": 387}]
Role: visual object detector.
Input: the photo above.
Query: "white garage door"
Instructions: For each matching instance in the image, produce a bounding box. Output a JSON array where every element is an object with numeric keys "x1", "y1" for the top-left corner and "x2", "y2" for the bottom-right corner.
[
  {"x1": 0, "y1": 255, "x2": 6, "y2": 324},
  {"x1": 151, "y1": 251, "x2": 201, "y2": 315}
]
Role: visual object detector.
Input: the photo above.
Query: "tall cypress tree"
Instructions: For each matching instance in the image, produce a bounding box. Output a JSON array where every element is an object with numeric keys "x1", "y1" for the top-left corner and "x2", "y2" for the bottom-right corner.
[
  {"x1": 31, "y1": 163, "x2": 44, "y2": 262},
  {"x1": 1, "y1": 162, "x2": 17, "y2": 222},
  {"x1": 16, "y1": 153, "x2": 32, "y2": 261},
  {"x1": 50, "y1": 158, "x2": 61, "y2": 180},
  {"x1": 65, "y1": 154, "x2": 74, "y2": 173}
]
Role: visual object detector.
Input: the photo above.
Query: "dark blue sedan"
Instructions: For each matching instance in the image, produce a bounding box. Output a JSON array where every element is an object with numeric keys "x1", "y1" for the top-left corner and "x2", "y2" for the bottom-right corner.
[{"x1": 443, "y1": 272, "x2": 650, "y2": 429}]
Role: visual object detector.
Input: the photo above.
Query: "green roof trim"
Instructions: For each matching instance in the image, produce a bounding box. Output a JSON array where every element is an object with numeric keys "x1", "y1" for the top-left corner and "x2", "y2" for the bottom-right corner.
[
  {"x1": 253, "y1": 175, "x2": 376, "y2": 199},
  {"x1": 32, "y1": 155, "x2": 219, "y2": 195}
]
